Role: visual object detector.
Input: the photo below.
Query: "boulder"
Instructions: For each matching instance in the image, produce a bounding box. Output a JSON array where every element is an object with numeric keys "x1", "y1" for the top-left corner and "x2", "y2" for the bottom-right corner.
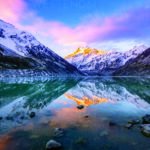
[
  {"x1": 100, "y1": 131, "x2": 109, "y2": 136},
  {"x1": 46, "y1": 140, "x2": 62, "y2": 150},
  {"x1": 124, "y1": 124, "x2": 133, "y2": 129},
  {"x1": 142, "y1": 114, "x2": 150, "y2": 124},
  {"x1": 20, "y1": 116, "x2": 24, "y2": 120},
  {"x1": 6, "y1": 116, "x2": 13, "y2": 121},
  {"x1": 128, "y1": 120, "x2": 140, "y2": 125},
  {"x1": 54, "y1": 128, "x2": 63, "y2": 138},
  {"x1": 29, "y1": 112, "x2": 35, "y2": 118},
  {"x1": 109, "y1": 122, "x2": 117, "y2": 126},
  {"x1": 77, "y1": 105, "x2": 84, "y2": 109},
  {"x1": 141, "y1": 124, "x2": 150, "y2": 138},
  {"x1": 84, "y1": 115, "x2": 89, "y2": 118}
]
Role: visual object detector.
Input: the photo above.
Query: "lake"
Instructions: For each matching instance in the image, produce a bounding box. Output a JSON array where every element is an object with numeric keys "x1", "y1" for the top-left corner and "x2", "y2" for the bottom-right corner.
[{"x1": 0, "y1": 77, "x2": 150, "y2": 150}]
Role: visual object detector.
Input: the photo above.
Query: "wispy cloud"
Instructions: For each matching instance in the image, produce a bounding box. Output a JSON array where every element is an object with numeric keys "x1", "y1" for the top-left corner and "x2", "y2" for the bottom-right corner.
[
  {"x1": 21, "y1": 6, "x2": 150, "y2": 48},
  {"x1": 0, "y1": 0, "x2": 26, "y2": 24},
  {"x1": 46, "y1": 7, "x2": 150, "y2": 46}
]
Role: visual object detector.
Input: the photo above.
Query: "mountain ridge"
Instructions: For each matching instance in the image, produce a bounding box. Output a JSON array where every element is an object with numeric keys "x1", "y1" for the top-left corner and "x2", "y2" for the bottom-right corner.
[
  {"x1": 65, "y1": 45, "x2": 149, "y2": 76},
  {"x1": 0, "y1": 19, "x2": 83, "y2": 77},
  {"x1": 114, "y1": 48, "x2": 150, "y2": 76},
  {"x1": 65, "y1": 47, "x2": 107, "y2": 59}
]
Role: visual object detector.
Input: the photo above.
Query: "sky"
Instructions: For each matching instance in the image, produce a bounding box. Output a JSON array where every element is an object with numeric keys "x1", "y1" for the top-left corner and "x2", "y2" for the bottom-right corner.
[{"x1": 0, "y1": 0, "x2": 150, "y2": 56}]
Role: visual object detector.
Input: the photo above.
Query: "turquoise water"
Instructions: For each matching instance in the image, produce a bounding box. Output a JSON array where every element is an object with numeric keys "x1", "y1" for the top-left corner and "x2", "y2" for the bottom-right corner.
[{"x1": 0, "y1": 77, "x2": 150, "y2": 150}]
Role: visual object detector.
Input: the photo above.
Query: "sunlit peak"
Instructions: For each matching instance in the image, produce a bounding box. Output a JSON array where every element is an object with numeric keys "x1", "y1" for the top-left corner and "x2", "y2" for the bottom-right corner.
[{"x1": 65, "y1": 47, "x2": 107, "y2": 59}]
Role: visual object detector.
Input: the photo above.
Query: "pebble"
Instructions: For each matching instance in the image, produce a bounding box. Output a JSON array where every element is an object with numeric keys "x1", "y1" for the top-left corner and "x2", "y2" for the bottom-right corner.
[
  {"x1": 46, "y1": 140, "x2": 62, "y2": 150},
  {"x1": 142, "y1": 114, "x2": 150, "y2": 124},
  {"x1": 54, "y1": 128, "x2": 63, "y2": 138},
  {"x1": 77, "y1": 105, "x2": 84, "y2": 109},
  {"x1": 109, "y1": 122, "x2": 117, "y2": 126},
  {"x1": 141, "y1": 124, "x2": 150, "y2": 138},
  {"x1": 124, "y1": 124, "x2": 133, "y2": 129},
  {"x1": 29, "y1": 112, "x2": 35, "y2": 118},
  {"x1": 128, "y1": 120, "x2": 140, "y2": 125}
]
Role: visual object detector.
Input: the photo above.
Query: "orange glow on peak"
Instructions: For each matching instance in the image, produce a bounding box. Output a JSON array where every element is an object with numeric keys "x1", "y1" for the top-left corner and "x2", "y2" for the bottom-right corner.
[
  {"x1": 65, "y1": 47, "x2": 107, "y2": 59},
  {"x1": 64, "y1": 94, "x2": 116, "y2": 106}
]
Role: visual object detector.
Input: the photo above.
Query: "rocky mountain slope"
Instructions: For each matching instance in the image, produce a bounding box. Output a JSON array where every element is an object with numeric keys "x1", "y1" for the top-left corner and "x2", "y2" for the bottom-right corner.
[
  {"x1": 0, "y1": 44, "x2": 40, "y2": 69},
  {"x1": 114, "y1": 48, "x2": 150, "y2": 76},
  {"x1": 65, "y1": 45, "x2": 148, "y2": 75},
  {"x1": 0, "y1": 19, "x2": 82, "y2": 77}
]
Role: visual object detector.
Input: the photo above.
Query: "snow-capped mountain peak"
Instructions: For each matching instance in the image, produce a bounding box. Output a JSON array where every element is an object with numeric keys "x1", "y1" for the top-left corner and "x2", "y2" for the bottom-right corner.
[
  {"x1": 65, "y1": 45, "x2": 148, "y2": 75},
  {"x1": 0, "y1": 20, "x2": 40, "y2": 56},
  {"x1": 65, "y1": 47, "x2": 107, "y2": 59},
  {"x1": 0, "y1": 19, "x2": 82, "y2": 76},
  {"x1": 125, "y1": 45, "x2": 148, "y2": 56}
]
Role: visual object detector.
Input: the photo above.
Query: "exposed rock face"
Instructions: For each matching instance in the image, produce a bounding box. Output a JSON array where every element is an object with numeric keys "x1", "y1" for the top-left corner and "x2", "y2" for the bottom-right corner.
[
  {"x1": 0, "y1": 44, "x2": 41, "y2": 69},
  {"x1": 0, "y1": 19, "x2": 82, "y2": 77}
]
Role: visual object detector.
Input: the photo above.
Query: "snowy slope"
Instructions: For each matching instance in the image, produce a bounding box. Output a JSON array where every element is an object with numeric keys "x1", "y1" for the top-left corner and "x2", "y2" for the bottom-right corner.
[
  {"x1": 66, "y1": 45, "x2": 148, "y2": 75},
  {"x1": 0, "y1": 20, "x2": 40, "y2": 56},
  {"x1": 0, "y1": 19, "x2": 82, "y2": 77},
  {"x1": 114, "y1": 48, "x2": 150, "y2": 76},
  {"x1": 0, "y1": 43, "x2": 43, "y2": 73}
]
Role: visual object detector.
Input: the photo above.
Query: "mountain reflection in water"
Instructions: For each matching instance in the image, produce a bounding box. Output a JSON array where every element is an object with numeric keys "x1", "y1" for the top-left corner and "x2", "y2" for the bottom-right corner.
[
  {"x1": 64, "y1": 94, "x2": 116, "y2": 106},
  {"x1": 64, "y1": 77, "x2": 150, "y2": 109},
  {"x1": 0, "y1": 77, "x2": 150, "y2": 150}
]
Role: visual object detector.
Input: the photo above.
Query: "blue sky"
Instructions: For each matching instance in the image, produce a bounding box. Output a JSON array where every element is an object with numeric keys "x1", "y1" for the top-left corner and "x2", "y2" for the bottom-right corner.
[
  {"x1": 25, "y1": 0, "x2": 147, "y2": 26},
  {"x1": 0, "y1": 0, "x2": 150, "y2": 56}
]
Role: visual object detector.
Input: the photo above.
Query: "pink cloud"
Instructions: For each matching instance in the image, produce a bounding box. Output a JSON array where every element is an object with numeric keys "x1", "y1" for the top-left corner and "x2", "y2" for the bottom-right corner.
[
  {"x1": 0, "y1": 0, "x2": 149, "y2": 49},
  {"x1": 22, "y1": 17, "x2": 118, "y2": 47},
  {"x1": 43, "y1": 7, "x2": 150, "y2": 47},
  {"x1": 0, "y1": 0, "x2": 26, "y2": 25},
  {"x1": 23, "y1": 7, "x2": 150, "y2": 48},
  {"x1": 23, "y1": 15, "x2": 128, "y2": 47}
]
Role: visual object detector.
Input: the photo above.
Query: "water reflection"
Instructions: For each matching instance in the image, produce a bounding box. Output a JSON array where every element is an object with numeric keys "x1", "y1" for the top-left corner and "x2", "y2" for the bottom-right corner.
[
  {"x1": 0, "y1": 77, "x2": 150, "y2": 150},
  {"x1": 0, "y1": 77, "x2": 80, "y2": 133},
  {"x1": 0, "y1": 77, "x2": 80, "y2": 109},
  {"x1": 0, "y1": 135, "x2": 12, "y2": 150},
  {"x1": 64, "y1": 94, "x2": 116, "y2": 106},
  {"x1": 65, "y1": 77, "x2": 150, "y2": 109},
  {"x1": 47, "y1": 77, "x2": 150, "y2": 130},
  {"x1": 114, "y1": 77, "x2": 150, "y2": 102}
]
